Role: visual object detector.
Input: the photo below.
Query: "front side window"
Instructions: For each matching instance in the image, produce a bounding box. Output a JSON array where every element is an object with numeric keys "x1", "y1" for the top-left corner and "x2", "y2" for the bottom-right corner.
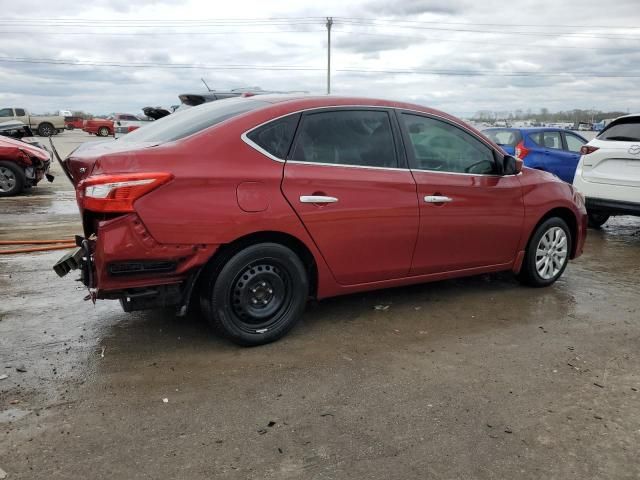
[
  {"x1": 247, "y1": 114, "x2": 300, "y2": 159},
  {"x1": 0, "y1": 108, "x2": 13, "y2": 117},
  {"x1": 401, "y1": 114, "x2": 495, "y2": 174},
  {"x1": 291, "y1": 110, "x2": 397, "y2": 168},
  {"x1": 14, "y1": 108, "x2": 26, "y2": 116},
  {"x1": 565, "y1": 133, "x2": 586, "y2": 152}
]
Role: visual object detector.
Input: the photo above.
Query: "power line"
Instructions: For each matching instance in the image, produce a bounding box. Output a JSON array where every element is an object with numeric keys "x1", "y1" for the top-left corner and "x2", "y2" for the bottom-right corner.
[
  {"x1": 2, "y1": 56, "x2": 640, "y2": 78},
  {"x1": 336, "y1": 19, "x2": 640, "y2": 40}
]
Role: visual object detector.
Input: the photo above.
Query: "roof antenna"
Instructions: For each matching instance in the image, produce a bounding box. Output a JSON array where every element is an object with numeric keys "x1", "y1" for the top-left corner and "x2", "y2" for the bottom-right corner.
[{"x1": 201, "y1": 78, "x2": 213, "y2": 92}]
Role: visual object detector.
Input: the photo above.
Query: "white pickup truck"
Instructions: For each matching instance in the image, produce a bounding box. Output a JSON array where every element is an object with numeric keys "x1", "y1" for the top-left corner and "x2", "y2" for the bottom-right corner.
[{"x1": 0, "y1": 107, "x2": 65, "y2": 137}]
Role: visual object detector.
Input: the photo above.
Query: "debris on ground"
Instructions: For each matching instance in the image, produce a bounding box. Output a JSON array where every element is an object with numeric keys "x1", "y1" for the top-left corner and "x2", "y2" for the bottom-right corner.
[
  {"x1": 0, "y1": 466, "x2": 7, "y2": 479},
  {"x1": 100, "y1": 346, "x2": 105, "y2": 358},
  {"x1": 10, "y1": 399, "x2": 20, "y2": 405},
  {"x1": 15, "y1": 365, "x2": 26, "y2": 373},
  {"x1": 162, "y1": 398, "x2": 168, "y2": 403},
  {"x1": 267, "y1": 421, "x2": 276, "y2": 427},
  {"x1": 0, "y1": 374, "x2": 8, "y2": 380},
  {"x1": 593, "y1": 382, "x2": 605, "y2": 388},
  {"x1": 504, "y1": 427, "x2": 513, "y2": 434},
  {"x1": 373, "y1": 305, "x2": 390, "y2": 311},
  {"x1": 257, "y1": 428, "x2": 267, "y2": 435}
]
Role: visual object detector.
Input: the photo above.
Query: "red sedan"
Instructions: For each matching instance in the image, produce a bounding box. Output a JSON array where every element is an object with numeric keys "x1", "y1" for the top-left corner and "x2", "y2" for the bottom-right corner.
[{"x1": 54, "y1": 96, "x2": 587, "y2": 345}]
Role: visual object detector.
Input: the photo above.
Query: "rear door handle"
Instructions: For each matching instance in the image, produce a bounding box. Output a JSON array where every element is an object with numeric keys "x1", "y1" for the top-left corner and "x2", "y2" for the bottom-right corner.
[
  {"x1": 424, "y1": 195, "x2": 453, "y2": 203},
  {"x1": 300, "y1": 195, "x2": 338, "y2": 204}
]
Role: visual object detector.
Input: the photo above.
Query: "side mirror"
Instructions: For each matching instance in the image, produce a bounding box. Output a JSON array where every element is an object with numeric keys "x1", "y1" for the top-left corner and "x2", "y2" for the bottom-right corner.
[{"x1": 502, "y1": 155, "x2": 523, "y2": 175}]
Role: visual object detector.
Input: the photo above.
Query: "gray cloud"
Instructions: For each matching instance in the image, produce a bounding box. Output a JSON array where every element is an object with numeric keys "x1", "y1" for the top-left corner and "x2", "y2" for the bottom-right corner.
[{"x1": 1, "y1": 0, "x2": 639, "y2": 117}]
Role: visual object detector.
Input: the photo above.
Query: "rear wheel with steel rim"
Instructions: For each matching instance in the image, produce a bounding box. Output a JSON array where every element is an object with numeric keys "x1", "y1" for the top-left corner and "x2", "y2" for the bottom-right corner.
[
  {"x1": 518, "y1": 217, "x2": 572, "y2": 287},
  {"x1": 200, "y1": 243, "x2": 309, "y2": 346},
  {"x1": 98, "y1": 126, "x2": 110, "y2": 137},
  {"x1": 0, "y1": 161, "x2": 25, "y2": 197}
]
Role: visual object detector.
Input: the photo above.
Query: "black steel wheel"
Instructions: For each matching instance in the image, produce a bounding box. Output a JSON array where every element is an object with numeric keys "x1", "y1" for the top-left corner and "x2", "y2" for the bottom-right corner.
[{"x1": 200, "y1": 243, "x2": 309, "y2": 346}]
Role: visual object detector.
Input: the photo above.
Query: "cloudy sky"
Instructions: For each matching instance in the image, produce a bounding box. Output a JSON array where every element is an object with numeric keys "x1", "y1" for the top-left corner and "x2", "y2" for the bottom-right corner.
[{"x1": 1, "y1": 0, "x2": 639, "y2": 117}]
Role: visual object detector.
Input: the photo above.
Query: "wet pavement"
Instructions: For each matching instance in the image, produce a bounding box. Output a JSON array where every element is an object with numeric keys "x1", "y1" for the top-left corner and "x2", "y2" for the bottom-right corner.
[{"x1": 1, "y1": 131, "x2": 639, "y2": 479}]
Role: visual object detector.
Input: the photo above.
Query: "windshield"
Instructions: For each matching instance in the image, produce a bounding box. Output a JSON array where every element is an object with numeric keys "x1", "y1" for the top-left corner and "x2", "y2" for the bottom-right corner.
[
  {"x1": 483, "y1": 129, "x2": 522, "y2": 146},
  {"x1": 598, "y1": 118, "x2": 640, "y2": 142},
  {"x1": 119, "y1": 97, "x2": 269, "y2": 143}
]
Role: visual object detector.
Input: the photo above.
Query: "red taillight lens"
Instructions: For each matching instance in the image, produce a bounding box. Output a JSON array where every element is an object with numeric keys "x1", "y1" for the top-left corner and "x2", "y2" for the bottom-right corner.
[
  {"x1": 78, "y1": 172, "x2": 173, "y2": 212},
  {"x1": 580, "y1": 145, "x2": 599, "y2": 155},
  {"x1": 127, "y1": 126, "x2": 140, "y2": 133},
  {"x1": 515, "y1": 141, "x2": 530, "y2": 159}
]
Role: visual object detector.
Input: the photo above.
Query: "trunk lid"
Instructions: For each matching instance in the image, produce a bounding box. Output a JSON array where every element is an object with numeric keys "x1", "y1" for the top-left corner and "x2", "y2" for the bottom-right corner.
[
  {"x1": 581, "y1": 138, "x2": 640, "y2": 188},
  {"x1": 53, "y1": 139, "x2": 159, "y2": 186}
]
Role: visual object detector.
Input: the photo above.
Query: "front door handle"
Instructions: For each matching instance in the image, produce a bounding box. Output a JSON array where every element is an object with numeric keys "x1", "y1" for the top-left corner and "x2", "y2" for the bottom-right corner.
[
  {"x1": 300, "y1": 195, "x2": 338, "y2": 204},
  {"x1": 424, "y1": 195, "x2": 453, "y2": 203}
]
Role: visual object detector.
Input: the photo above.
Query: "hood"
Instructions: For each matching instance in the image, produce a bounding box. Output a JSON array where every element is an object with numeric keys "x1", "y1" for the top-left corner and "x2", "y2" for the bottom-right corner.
[
  {"x1": 0, "y1": 135, "x2": 50, "y2": 161},
  {"x1": 0, "y1": 120, "x2": 26, "y2": 132}
]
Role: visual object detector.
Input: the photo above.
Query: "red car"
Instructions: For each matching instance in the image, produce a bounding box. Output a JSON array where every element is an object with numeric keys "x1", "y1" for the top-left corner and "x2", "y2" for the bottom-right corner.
[
  {"x1": 83, "y1": 114, "x2": 139, "y2": 137},
  {"x1": 0, "y1": 135, "x2": 51, "y2": 196},
  {"x1": 64, "y1": 116, "x2": 85, "y2": 130},
  {"x1": 54, "y1": 96, "x2": 587, "y2": 345}
]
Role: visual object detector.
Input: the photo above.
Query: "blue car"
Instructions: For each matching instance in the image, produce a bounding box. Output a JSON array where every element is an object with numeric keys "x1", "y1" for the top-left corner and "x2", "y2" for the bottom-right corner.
[{"x1": 483, "y1": 128, "x2": 588, "y2": 183}]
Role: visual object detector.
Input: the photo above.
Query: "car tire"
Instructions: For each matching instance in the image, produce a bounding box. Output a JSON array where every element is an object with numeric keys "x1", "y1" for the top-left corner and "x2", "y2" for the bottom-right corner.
[
  {"x1": 518, "y1": 217, "x2": 572, "y2": 288},
  {"x1": 0, "y1": 161, "x2": 26, "y2": 197},
  {"x1": 98, "y1": 127, "x2": 110, "y2": 137},
  {"x1": 587, "y1": 212, "x2": 609, "y2": 229},
  {"x1": 200, "y1": 243, "x2": 309, "y2": 346},
  {"x1": 37, "y1": 123, "x2": 54, "y2": 137}
]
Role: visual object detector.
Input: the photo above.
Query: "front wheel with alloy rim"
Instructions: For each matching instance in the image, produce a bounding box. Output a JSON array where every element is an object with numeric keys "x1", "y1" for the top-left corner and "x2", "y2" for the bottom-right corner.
[
  {"x1": 0, "y1": 161, "x2": 25, "y2": 197},
  {"x1": 518, "y1": 217, "x2": 572, "y2": 287},
  {"x1": 200, "y1": 243, "x2": 309, "y2": 346}
]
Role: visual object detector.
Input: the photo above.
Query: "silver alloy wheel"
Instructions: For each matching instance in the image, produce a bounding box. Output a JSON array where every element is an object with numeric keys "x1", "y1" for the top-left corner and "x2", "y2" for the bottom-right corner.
[
  {"x1": 0, "y1": 166, "x2": 17, "y2": 193},
  {"x1": 535, "y1": 226, "x2": 568, "y2": 280}
]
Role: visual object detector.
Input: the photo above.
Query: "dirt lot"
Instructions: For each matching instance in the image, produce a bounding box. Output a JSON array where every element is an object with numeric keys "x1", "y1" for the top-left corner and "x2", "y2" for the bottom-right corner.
[{"x1": 1, "y1": 131, "x2": 639, "y2": 479}]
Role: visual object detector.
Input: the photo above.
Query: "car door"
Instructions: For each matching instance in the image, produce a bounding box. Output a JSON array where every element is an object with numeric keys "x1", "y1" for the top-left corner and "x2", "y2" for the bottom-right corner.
[
  {"x1": 281, "y1": 108, "x2": 420, "y2": 285},
  {"x1": 561, "y1": 132, "x2": 587, "y2": 183},
  {"x1": 397, "y1": 112, "x2": 524, "y2": 275}
]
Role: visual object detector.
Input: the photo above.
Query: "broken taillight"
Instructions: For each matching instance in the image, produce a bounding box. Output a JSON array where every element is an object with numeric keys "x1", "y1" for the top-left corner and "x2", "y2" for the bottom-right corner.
[{"x1": 78, "y1": 172, "x2": 173, "y2": 213}]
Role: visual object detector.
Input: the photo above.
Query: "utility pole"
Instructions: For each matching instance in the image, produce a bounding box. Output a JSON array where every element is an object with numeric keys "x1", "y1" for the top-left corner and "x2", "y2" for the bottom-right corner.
[{"x1": 326, "y1": 17, "x2": 333, "y2": 95}]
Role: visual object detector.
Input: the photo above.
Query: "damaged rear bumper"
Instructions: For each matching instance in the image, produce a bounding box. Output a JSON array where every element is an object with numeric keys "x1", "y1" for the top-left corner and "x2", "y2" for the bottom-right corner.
[{"x1": 53, "y1": 213, "x2": 217, "y2": 314}]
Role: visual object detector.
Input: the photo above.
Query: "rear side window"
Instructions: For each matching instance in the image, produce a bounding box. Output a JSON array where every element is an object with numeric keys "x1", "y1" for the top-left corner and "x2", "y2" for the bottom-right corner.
[
  {"x1": 120, "y1": 98, "x2": 269, "y2": 144},
  {"x1": 529, "y1": 131, "x2": 562, "y2": 149},
  {"x1": 246, "y1": 114, "x2": 300, "y2": 159},
  {"x1": 291, "y1": 110, "x2": 397, "y2": 168},
  {"x1": 598, "y1": 118, "x2": 640, "y2": 141},
  {"x1": 15, "y1": 108, "x2": 26, "y2": 116},
  {"x1": 483, "y1": 129, "x2": 521, "y2": 146}
]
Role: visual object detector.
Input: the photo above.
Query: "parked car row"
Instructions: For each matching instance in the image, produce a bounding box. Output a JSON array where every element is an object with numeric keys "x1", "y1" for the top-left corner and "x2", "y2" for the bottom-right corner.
[
  {"x1": 0, "y1": 107, "x2": 65, "y2": 136},
  {"x1": 483, "y1": 115, "x2": 640, "y2": 228},
  {"x1": 52, "y1": 95, "x2": 587, "y2": 346}
]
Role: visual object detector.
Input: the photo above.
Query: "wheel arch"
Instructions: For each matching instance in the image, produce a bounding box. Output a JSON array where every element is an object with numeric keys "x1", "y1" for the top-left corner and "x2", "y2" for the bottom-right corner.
[
  {"x1": 530, "y1": 207, "x2": 579, "y2": 258},
  {"x1": 197, "y1": 230, "x2": 319, "y2": 299}
]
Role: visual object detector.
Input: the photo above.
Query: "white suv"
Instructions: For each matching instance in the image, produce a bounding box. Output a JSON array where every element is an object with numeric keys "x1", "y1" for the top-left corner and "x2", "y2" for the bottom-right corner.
[{"x1": 573, "y1": 114, "x2": 640, "y2": 228}]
